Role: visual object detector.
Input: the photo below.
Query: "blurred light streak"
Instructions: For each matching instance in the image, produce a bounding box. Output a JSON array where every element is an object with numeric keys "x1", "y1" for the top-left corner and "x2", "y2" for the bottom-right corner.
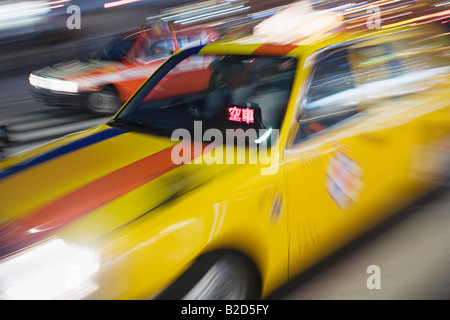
[
  {"x1": 174, "y1": 4, "x2": 245, "y2": 24},
  {"x1": 0, "y1": 0, "x2": 72, "y2": 30},
  {"x1": 178, "y1": 6, "x2": 251, "y2": 25},
  {"x1": 249, "y1": 4, "x2": 290, "y2": 20},
  {"x1": 104, "y1": 0, "x2": 142, "y2": 9},
  {"x1": 344, "y1": 5, "x2": 410, "y2": 24},
  {"x1": 435, "y1": 1, "x2": 450, "y2": 7},
  {"x1": 326, "y1": 3, "x2": 358, "y2": 12},
  {"x1": 0, "y1": 1, "x2": 50, "y2": 20},
  {"x1": 48, "y1": 0, "x2": 71, "y2": 5},
  {"x1": 345, "y1": 11, "x2": 411, "y2": 30},
  {"x1": 378, "y1": 0, "x2": 415, "y2": 12},
  {"x1": 382, "y1": 8, "x2": 450, "y2": 29},
  {"x1": 413, "y1": 15, "x2": 450, "y2": 26},
  {"x1": 162, "y1": 0, "x2": 234, "y2": 16},
  {"x1": 380, "y1": 10, "x2": 414, "y2": 23},
  {"x1": 344, "y1": 0, "x2": 404, "y2": 15},
  {"x1": 163, "y1": 2, "x2": 231, "y2": 21}
]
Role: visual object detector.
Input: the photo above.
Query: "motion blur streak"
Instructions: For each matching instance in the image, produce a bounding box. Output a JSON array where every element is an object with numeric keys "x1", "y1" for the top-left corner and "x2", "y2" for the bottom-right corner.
[
  {"x1": 382, "y1": 8, "x2": 450, "y2": 28},
  {"x1": 104, "y1": 0, "x2": 143, "y2": 9}
]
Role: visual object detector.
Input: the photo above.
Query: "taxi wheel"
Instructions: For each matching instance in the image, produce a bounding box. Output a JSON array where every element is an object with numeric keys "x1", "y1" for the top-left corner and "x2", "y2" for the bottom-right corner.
[
  {"x1": 87, "y1": 86, "x2": 121, "y2": 115},
  {"x1": 157, "y1": 251, "x2": 261, "y2": 300}
]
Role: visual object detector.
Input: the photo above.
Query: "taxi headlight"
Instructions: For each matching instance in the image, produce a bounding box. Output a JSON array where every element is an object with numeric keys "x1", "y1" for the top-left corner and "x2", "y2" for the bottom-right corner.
[
  {"x1": 0, "y1": 238, "x2": 100, "y2": 300},
  {"x1": 29, "y1": 74, "x2": 79, "y2": 93}
]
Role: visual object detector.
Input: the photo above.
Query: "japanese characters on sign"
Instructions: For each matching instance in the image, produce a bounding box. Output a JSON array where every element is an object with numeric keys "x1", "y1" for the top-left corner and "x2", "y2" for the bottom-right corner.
[{"x1": 228, "y1": 106, "x2": 255, "y2": 124}]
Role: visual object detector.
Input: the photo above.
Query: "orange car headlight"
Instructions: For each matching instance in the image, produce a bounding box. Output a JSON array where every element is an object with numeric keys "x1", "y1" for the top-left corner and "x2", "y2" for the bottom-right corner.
[{"x1": 29, "y1": 74, "x2": 79, "y2": 93}]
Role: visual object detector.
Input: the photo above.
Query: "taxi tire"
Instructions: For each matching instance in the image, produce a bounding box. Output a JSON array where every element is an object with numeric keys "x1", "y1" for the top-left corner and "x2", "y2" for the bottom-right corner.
[
  {"x1": 156, "y1": 251, "x2": 261, "y2": 300},
  {"x1": 87, "y1": 85, "x2": 121, "y2": 115}
]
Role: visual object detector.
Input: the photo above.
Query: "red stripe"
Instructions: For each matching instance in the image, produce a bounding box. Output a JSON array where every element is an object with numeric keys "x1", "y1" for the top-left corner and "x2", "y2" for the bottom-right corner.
[
  {"x1": 252, "y1": 44, "x2": 297, "y2": 56},
  {"x1": 0, "y1": 142, "x2": 208, "y2": 258}
]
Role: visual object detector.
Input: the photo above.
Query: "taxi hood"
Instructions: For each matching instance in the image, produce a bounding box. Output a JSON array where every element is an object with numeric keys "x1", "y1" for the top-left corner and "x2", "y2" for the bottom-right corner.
[{"x1": 0, "y1": 125, "x2": 236, "y2": 258}]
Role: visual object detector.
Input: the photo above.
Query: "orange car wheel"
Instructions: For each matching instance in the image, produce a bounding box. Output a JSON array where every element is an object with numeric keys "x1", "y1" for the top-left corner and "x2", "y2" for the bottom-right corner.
[{"x1": 87, "y1": 85, "x2": 122, "y2": 114}]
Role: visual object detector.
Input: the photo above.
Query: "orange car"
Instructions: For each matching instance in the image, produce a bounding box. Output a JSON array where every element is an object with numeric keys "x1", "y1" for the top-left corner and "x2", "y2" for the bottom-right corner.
[{"x1": 29, "y1": 26, "x2": 220, "y2": 114}]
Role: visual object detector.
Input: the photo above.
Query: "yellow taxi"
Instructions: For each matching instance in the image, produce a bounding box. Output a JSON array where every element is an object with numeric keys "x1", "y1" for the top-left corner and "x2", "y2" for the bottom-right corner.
[{"x1": 0, "y1": 7, "x2": 449, "y2": 299}]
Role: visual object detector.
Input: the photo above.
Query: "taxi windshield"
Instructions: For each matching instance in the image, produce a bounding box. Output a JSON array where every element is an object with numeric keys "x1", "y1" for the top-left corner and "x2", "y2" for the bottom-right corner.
[
  {"x1": 91, "y1": 34, "x2": 138, "y2": 61},
  {"x1": 111, "y1": 52, "x2": 297, "y2": 142}
]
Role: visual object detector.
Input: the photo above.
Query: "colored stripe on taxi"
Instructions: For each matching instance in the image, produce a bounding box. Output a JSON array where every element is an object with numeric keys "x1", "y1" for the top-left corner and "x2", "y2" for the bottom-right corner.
[{"x1": 0, "y1": 128, "x2": 126, "y2": 180}]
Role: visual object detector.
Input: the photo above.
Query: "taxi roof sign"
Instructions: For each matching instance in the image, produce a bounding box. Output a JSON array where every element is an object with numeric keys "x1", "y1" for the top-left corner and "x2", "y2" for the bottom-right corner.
[{"x1": 253, "y1": 1, "x2": 343, "y2": 45}]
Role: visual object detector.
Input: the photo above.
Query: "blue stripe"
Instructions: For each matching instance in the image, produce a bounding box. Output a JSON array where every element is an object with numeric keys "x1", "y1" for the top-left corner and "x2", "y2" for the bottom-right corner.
[
  {"x1": 179, "y1": 44, "x2": 206, "y2": 56},
  {"x1": 0, "y1": 128, "x2": 125, "y2": 180}
]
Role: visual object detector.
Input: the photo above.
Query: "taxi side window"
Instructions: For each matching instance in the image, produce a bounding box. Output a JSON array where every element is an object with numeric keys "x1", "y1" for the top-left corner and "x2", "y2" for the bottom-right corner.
[
  {"x1": 295, "y1": 48, "x2": 358, "y2": 141},
  {"x1": 348, "y1": 33, "x2": 450, "y2": 105},
  {"x1": 349, "y1": 43, "x2": 403, "y2": 85},
  {"x1": 147, "y1": 40, "x2": 174, "y2": 58},
  {"x1": 293, "y1": 29, "x2": 450, "y2": 144}
]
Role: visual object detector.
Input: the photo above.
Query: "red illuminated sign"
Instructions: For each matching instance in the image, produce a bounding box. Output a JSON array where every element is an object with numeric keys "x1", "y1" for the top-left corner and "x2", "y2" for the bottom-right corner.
[{"x1": 228, "y1": 106, "x2": 254, "y2": 124}]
